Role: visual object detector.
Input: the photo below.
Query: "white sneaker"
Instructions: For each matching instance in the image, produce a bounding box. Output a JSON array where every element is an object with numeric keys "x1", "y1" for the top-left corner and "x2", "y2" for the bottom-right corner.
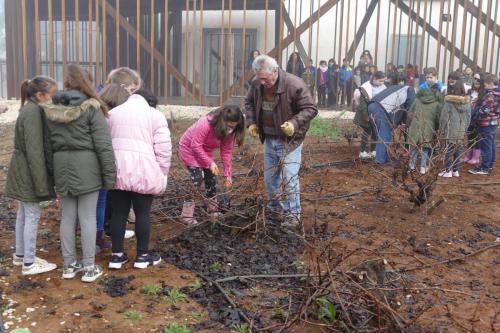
[
  {"x1": 370, "y1": 151, "x2": 377, "y2": 158},
  {"x1": 22, "y1": 260, "x2": 57, "y2": 275},
  {"x1": 124, "y1": 230, "x2": 135, "y2": 239},
  {"x1": 452, "y1": 171, "x2": 460, "y2": 177},
  {"x1": 13, "y1": 254, "x2": 48, "y2": 267},
  {"x1": 62, "y1": 261, "x2": 84, "y2": 279},
  {"x1": 419, "y1": 167, "x2": 428, "y2": 174},
  {"x1": 438, "y1": 170, "x2": 452, "y2": 178},
  {"x1": 81, "y1": 265, "x2": 103, "y2": 283},
  {"x1": 359, "y1": 151, "x2": 371, "y2": 159}
]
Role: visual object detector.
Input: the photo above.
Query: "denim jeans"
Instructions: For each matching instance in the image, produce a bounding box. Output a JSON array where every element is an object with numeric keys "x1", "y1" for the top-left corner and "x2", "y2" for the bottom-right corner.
[
  {"x1": 409, "y1": 147, "x2": 431, "y2": 169},
  {"x1": 96, "y1": 189, "x2": 108, "y2": 231},
  {"x1": 264, "y1": 138, "x2": 303, "y2": 216},
  {"x1": 368, "y1": 103, "x2": 393, "y2": 164},
  {"x1": 479, "y1": 125, "x2": 497, "y2": 169}
]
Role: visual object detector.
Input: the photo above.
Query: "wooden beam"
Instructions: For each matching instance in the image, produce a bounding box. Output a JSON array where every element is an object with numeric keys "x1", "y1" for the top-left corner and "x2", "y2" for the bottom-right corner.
[
  {"x1": 345, "y1": 0, "x2": 378, "y2": 62},
  {"x1": 282, "y1": 6, "x2": 308, "y2": 62},
  {"x1": 456, "y1": 0, "x2": 500, "y2": 39},
  {"x1": 104, "y1": 0, "x2": 206, "y2": 104},
  {"x1": 390, "y1": 0, "x2": 475, "y2": 68}
]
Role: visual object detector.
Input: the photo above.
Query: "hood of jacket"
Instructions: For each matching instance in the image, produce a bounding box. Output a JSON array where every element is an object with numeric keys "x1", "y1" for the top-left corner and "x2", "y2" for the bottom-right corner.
[
  {"x1": 417, "y1": 88, "x2": 440, "y2": 104},
  {"x1": 444, "y1": 95, "x2": 471, "y2": 114},
  {"x1": 42, "y1": 90, "x2": 101, "y2": 123}
]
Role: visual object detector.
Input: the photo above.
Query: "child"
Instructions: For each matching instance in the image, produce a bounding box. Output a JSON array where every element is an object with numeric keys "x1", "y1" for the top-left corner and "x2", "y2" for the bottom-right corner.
[
  {"x1": 360, "y1": 64, "x2": 371, "y2": 85},
  {"x1": 407, "y1": 87, "x2": 442, "y2": 174},
  {"x1": 339, "y1": 59, "x2": 353, "y2": 108},
  {"x1": 107, "y1": 88, "x2": 171, "y2": 270},
  {"x1": 179, "y1": 105, "x2": 245, "y2": 225},
  {"x1": 96, "y1": 68, "x2": 142, "y2": 248},
  {"x1": 316, "y1": 60, "x2": 329, "y2": 108},
  {"x1": 438, "y1": 79, "x2": 471, "y2": 177},
  {"x1": 42, "y1": 65, "x2": 116, "y2": 282},
  {"x1": 464, "y1": 75, "x2": 482, "y2": 164},
  {"x1": 301, "y1": 59, "x2": 316, "y2": 98},
  {"x1": 5, "y1": 76, "x2": 58, "y2": 275},
  {"x1": 419, "y1": 67, "x2": 446, "y2": 93},
  {"x1": 353, "y1": 71, "x2": 387, "y2": 159},
  {"x1": 468, "y1": 74, "x2": 500, "y2": 175}
]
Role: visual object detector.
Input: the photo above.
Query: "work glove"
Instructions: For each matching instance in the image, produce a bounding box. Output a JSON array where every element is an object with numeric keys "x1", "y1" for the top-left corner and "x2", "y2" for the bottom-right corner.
[
  {"x1": 223, "y1": 177, "x2": 232, "y2": 188},
  {"x1": 209, "y1": 162, "x2": 220, "y2": 176},
  {"x1": 248, "y1": 124, "x2": 258, "y2": 137},
  {"x1": 280, "y1": 121, "x2": 295, "y2": 137}
]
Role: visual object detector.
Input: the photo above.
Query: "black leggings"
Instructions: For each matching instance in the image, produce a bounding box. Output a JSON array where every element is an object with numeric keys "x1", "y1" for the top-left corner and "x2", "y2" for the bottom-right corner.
[
  {"x1": 110, "y1": 190, "x2": 153, "y2": 256},
  {"x1": 360, "y1": 121, "x2": 378, "y2": 153},
  {"x1": 188, "y1": 167, "x2": 217, "y2": 198}
]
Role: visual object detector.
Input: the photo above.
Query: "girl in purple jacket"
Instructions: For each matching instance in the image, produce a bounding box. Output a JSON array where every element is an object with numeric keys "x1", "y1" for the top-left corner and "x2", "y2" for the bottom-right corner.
[{"x1": 179, "y1": 105, "x2": 245, "y2": 225}]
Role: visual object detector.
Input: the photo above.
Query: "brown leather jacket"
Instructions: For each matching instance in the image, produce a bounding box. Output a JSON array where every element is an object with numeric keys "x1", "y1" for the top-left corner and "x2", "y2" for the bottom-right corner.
[{"x1": 244, "y1": 69, "x2": 318, "y2": 150}]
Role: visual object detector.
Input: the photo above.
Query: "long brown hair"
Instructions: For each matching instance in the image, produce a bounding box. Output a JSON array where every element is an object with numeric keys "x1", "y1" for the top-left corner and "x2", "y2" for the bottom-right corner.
[
  {"x1": 20, "y1": 76, "x2": 57, "y2": 106},
  {"x1": 64, "y1": 64, "x2": 108, "y2": 115},
  {"x1": 209, "y1": 105, "x2": 245, "y2": 146}
]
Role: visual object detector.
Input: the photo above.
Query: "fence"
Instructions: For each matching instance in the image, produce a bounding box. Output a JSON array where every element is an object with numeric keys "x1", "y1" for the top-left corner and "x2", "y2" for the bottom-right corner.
[{"x1": 3, "y1": 0, "x2": 500, "y2": 104}]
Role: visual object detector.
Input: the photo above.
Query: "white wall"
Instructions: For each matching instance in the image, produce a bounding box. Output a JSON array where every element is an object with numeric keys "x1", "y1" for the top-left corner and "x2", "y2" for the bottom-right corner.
[{"x1": 180, "y1": 0, "x2": 500, "y2": 92}]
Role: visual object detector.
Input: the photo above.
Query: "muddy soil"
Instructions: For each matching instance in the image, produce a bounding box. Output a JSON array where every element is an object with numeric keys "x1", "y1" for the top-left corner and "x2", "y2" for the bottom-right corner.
[{"x1": 0, "y1": 121, "x2": 499, "y2": 332}]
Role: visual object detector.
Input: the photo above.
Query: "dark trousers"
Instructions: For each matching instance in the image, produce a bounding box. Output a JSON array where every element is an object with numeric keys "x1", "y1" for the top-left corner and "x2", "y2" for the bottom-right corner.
[
  {"x1": 317, "y1": 85, "x2": 327, "y2": 108},
  {"x1": 110, "y1": 190, "x2": 153, "y2": 256},
  {"x1": 444, "y1": 144, "x2": 461, "y2": 172},
  {"x1": 479, "y1": 125, "x2": 497, "y2": 169},
  {"x1": 188, "y1": 167, "x2": 217, "y2": 198},
  {"x1": 327, "y1": 87, "x2": 337, "y2": 107},
  {"x1": 360, "y1": 121, "x2": 377, "y2": 153}
]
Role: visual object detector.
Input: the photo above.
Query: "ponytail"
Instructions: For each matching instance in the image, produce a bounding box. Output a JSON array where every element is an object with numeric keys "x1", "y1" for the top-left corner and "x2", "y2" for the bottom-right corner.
[
  {"x1": 20, "y1": 76, "x2": 57, "y2": 107},
  {"x1": 20, "y1": 80, "x2": 31, "y2": 106}
]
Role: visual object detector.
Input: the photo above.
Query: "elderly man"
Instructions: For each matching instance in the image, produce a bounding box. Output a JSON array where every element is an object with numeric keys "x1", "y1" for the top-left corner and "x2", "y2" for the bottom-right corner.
[{"x1": 245, "y1": 55, "x2": 318, "y2": 229}]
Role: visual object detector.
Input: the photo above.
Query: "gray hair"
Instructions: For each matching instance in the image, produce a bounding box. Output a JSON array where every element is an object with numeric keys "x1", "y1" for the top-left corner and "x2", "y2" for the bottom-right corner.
[{"x1": 252, "y1": 55, "x2": 279, "y2": 72}]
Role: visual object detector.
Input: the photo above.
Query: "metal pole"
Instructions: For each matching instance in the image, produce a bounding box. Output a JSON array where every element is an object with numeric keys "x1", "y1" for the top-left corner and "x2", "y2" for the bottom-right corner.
[
  {"x1": 482, "y1": 0, "x2": 492, "y2": 70},
  {"x1": 374, "y1": 0, "x2": 381, "y2": 66},
  {"x1": 489, "y1": 0, "x2": 499, "y2": 73},
  {"x1": 436, "y1": 0, "x2": 445, "y2": 69},
  {"x1": 35, "y1": 0, "x2": 41, "y2": 72},
  {"x1": 136, "y1": 0, "x2": 140, "y2": 74},
  {"x1": 219, "y1": 0, "x2": 224, "y2": 105},
  {"x1": 185, "y1": 0, "x2": 190, "y2": 104},
  {"x1": 164, "y1": 0, "x2": 169, "y2": 103},
  {"x1": 48, "y1": 0, "x2": 54, "y2": 76}
]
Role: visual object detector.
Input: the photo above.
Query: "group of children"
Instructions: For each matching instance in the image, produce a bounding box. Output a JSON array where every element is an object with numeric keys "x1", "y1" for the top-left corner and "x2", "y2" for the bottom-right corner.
[
  {"x1": 353, "y1": 64, "x2": 500, "y2": 177},
  {"x1": 5, "y1": 65, "x2": 244, "y2": 283}
]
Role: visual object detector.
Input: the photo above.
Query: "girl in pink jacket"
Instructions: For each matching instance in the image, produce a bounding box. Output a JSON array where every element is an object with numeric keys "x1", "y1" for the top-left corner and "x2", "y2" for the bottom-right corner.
[
  {"x1": 107, "y1": 89, "x2": 172, "y2": 270},
  {"x1": 179, "y1": 105, "x2": 245, "y2": 224}
]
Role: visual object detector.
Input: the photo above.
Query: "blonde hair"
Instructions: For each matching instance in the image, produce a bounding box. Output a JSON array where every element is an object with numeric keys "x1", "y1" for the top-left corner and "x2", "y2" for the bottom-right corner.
[{"x1": 106, "y1": 67, "x2": 142, "y2": 90}]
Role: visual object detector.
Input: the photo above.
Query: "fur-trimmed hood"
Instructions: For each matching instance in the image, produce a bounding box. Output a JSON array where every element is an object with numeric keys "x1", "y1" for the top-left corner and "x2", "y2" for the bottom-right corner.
[
  {"x1": 444, "y1": 94, "x2": 470, "y2": 104},
  {"x1": 42, "y1": 90, "x2": 101, "y2": 123}
]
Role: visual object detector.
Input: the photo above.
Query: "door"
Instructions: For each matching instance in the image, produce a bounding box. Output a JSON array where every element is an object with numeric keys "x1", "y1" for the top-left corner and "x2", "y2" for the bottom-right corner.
[{"x1": 204, "y1": 29, "x2": 257, "y2": 96}]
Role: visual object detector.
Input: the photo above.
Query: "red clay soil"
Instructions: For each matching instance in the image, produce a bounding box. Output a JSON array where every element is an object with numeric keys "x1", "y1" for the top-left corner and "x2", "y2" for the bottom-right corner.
[{"x1": 0, "y1": 121, "x2": 498, "y2": 332}]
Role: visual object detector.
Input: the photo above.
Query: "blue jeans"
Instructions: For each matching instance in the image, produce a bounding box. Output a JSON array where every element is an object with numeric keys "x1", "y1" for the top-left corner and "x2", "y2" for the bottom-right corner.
[
  {"x1": 409, "y1": 147, "x2": 431, "y2": 169},
  {"x1": 96, "y1": 189, "x2": 108, "y2": 231},
  {"x1": 264, "y1": 138, "x2": 302, "y2": 216},
  {"x1": 444, "y1": 144, "x2": 461, "y2": 172},
  {"x1": 368, "y1": 103, "x2": 393, "y2": 164},
  {"x1": 479, "y1": 125, "x2": 497, "y2": 169}
]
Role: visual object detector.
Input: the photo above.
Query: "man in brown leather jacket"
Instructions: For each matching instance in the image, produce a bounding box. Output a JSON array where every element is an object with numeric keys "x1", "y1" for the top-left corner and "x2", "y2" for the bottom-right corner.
[{"x1": 245, "y1": 55, "x2": 318, "y2": 229}]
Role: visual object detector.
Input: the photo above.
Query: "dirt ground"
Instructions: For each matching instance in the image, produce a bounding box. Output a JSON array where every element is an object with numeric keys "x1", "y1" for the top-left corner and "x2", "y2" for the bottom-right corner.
[{"x1": 0, "y1": 120, "x2": 498, "y2": 333}]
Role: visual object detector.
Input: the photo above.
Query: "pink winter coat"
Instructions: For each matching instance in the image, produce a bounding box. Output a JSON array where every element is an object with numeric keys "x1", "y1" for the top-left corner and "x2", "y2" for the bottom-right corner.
[
  {"x1": 108, "y1": 94, "x2": 172, "y2": 195},
  {"x1": 179, "y1": 115, "x2": 234, "y2": 177}
]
